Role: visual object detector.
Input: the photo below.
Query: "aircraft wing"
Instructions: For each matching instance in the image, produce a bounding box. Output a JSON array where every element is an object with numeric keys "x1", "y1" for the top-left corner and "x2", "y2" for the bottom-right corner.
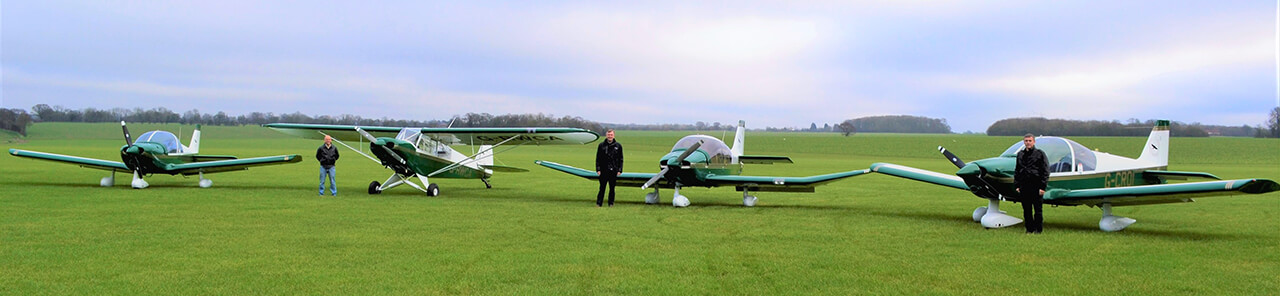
[
  {"x1": 262, "y1": 123, "x2": 403, "y2": 142},
  {"x1": 703, "y1": 169, "x2": 870, "y2": 192},
  {"x1": 1045, "y1": 178, "x2": 1280, "y2": 207},
  {"x1": 418, "y1": 127, "x2": 599, "y2": 145},
  {"x1": 534, "y1": 160, "x2": 672, "y2": 188},
  {"x1": 868, "y1": 163, "x2": 969, "y2": 190},
  {"x1": 9, "y1": 149, "x2": 130, "y2": 172},
  {"x1": 166, "y1": 154, "x2": 303, "y2": 175}
]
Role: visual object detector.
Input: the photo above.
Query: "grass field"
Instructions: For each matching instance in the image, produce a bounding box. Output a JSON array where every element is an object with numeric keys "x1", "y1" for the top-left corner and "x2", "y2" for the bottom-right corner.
[{"x1": 3, "y1": 122, "x2": 1279, "y2": 295}]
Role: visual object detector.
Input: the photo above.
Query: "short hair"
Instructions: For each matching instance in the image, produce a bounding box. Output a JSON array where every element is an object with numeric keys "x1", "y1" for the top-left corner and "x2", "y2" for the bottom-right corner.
[
  {"x1": 606, "y1": 129, "x2": 615, "y2": 133},
  {"x1": 1023, "y1": 133, "x2": 1035, "y2": 139}
]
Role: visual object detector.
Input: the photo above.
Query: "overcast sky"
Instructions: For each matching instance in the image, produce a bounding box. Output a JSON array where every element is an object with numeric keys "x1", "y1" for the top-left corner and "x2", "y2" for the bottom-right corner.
[{"x1": 3, "y1": 1, "x2": 1277, "y2": 132}]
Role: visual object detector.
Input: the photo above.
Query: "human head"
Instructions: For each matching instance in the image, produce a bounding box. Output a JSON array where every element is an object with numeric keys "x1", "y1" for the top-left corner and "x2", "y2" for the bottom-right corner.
[
  {"x1": 324, "y1": 135, "x2": 333, "y2": 146},
  {"x1": 1023, "y1": 133, "x2": 1036, "y2": 149},
  {"x1": 605, "y1": 129, "x2": 615, "y2": 142}
]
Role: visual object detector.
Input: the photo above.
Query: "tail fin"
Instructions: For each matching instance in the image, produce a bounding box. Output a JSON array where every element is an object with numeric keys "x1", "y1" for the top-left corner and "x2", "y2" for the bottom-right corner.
[
  {"x1": 730, "y1": 120, "x2": 745, "y2": 157},
  {"x1": 187, "y1": 124, "x2": 202, "y2": 154},
  {"x1": 1137, "y1": 120, "x2": 1169, "y2": 166},
  {"x1": 476, "y1": 145, "x2": 494, "y2": 167}
]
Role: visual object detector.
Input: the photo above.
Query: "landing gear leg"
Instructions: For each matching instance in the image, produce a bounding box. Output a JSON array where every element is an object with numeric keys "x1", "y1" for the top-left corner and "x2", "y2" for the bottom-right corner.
[
  {"x1": 101, "y1": 171, "x2": 116, "y2": 187},
  {"x1": 977, "y1": 198, "x2": 1022, "y2": 229},
  {"x1": 742, "y1": 187, "x2": 757, "y2": 207},
  {"x1": 198, "y1": 171, "x2": 213, "y2": 188},
  {"x1": 482, "y1": 178, "x2": 492, "y2": 189},
  {"x1": 1098, "y1": 203, "x2": 1136, "y2": 232},
  {"x1": 672, "y1": 185, "x2": 690, "y2": 207},
  {"x1": 645, "y1": 188, "x2": 660, "y2": 204}
]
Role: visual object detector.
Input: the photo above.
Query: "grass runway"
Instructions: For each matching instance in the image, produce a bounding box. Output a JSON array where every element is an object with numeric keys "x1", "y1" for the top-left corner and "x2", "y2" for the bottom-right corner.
[{"x1": 2, "y1": 123, "x2": 1278, "y2": 294}]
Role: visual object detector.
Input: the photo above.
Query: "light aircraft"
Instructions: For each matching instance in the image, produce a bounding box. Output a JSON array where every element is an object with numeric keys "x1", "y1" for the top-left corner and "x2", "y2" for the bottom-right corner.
[
  {"x1": 536, "y1": 121, "x2": 869, "y2": 207},
  {"x1": 9, "y1": 122, "x2": 303, "y2": 189},
  {"x1": 264, "y1": 123, "x2": 599, "y2": 196},
  {"x1": 869, "y1": 120, "x2": 1279, "y2": 232}
]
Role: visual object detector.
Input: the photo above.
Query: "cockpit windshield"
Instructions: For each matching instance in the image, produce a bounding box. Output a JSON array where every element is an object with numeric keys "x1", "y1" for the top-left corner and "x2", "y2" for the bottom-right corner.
[
  {"x1": 137, "y1": 131, "x2": 183, "y2": 154},
  {"x1": 395, "y1": 128, "x2": 421, "y2": 143},
  {"x1": 999, "y1": 136, "x2": 1096, "y2": 172},
  {"x1": 671, "y1": 135, "x2": 732, "y2": 161}
]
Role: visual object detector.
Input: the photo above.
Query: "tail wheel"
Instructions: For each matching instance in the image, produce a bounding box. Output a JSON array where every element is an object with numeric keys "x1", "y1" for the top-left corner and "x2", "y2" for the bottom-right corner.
[
  {"x1": 368, "y1": 181, "x2": 382, "y2": 194},
  {"x1": 427, "y1": 183, "x2": 440, "y2": 196}
]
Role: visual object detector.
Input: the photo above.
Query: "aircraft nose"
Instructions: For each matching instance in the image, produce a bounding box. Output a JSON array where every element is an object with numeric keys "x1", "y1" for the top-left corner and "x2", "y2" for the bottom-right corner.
[
  {"x1": 124, "y1": 145, "x2": 143, "y2": 155},
  {"x1": 956, "y1": 163, "x2": 982, "y2": 177}
]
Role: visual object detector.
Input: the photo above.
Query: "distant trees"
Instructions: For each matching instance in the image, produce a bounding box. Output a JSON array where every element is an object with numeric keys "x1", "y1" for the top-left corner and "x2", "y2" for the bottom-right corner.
[
  {"x1": 838, "y1": 115, "x2": 951, "y2": 134},
  {"x1": 1269, "y1": 107, "x2": 1280, "y2": 138},
  {"x1": 447, "y1": 113, "x2": 606, "y2": 133},
  {"x1": 836, "y1": 122, "x2": 856, "y2": 136},
  {"x1": 986, "y1": 118, "x2": 1209, "y2": 137},
  {"x1": 0, "y1": 108, "x2": 35, "y2": 136}
]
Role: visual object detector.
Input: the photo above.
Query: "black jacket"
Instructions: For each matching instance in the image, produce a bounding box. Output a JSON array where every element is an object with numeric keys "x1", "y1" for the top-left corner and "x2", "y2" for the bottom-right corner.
[
  {"x1": 317, "y1": 144, "x2": 340, "y2": 168},
  {"x1": 1014, "y1": 147, "x2": 1049, "y2": 190},
  {"x1": 596, "y1": 139, "x2": 623, "y2": 173}
]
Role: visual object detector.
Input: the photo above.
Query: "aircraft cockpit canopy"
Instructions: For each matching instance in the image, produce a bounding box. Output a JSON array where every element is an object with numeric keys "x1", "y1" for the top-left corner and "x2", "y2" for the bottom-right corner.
[
  {"x1": 137, "y1": 131, "x2": 184, "y2": 154},
  {"x1": 1000, "y1": 136, "x2": 1096, "y2": 173},
  {"x1": 671, "y1": 135, "x2": 732, "y2": 161},
  {"x1": 396, "y1": 128, "x2": 422, "y2": 144}
]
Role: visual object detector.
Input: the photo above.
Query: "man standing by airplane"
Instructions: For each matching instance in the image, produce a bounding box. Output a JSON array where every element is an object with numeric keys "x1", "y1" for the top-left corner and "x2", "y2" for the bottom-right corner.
[
  {"x1": 317, "y1": 135, "x2": 340, "y2": 196},
  {"x1": 1015, "y1": 133, "x2": 1049, "y2": 233},
  {"x1": 595, "y1": 129, "x2": 623, "y2": 207}
]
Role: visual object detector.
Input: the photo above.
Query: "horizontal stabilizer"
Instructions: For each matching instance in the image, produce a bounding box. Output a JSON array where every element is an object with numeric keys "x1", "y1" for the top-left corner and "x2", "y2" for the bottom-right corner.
[
  {"x1": 1143, "y1": 170, "x2": 1220, "y2": 181},
  {"x1": 480, "y1": 164, "x2": 529, "y2": 173},
  {"x1": 738, "y1": 155, "x2": 793, "y2": 164}
]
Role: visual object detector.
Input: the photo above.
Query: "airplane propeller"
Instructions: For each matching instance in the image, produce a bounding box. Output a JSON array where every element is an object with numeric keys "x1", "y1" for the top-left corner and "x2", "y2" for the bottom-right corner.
[
  {"x1": 354, "y1": 127, "x2": 406, "y2": 165},
  {"x1": 640, "y1": 140, "x2": 703, "y2": 190},
  {"x1": 122, "y1": 121, "x2": 134, "y2": 146},
  {"x1": 938, "y1": 146, "x2": 965, "y2": 169}
]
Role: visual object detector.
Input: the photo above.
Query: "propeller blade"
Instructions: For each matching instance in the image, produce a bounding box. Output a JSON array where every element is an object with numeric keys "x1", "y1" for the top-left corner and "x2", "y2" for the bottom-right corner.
[
  {"x1": 938, "y1": 146, "x2": 965, "y2": 169},
  {"x1": 640, "y1": 167, "x2": 670, "y2": 190},
  {"x1": 121, "y1": 121, "x2": 133, "y2": 146},
  {"x1": 672, "y1": 140, "x2": 704, "y2": 164},
  {"x1": 354, "y1": 127, "x2": 379, "y2": 143}
]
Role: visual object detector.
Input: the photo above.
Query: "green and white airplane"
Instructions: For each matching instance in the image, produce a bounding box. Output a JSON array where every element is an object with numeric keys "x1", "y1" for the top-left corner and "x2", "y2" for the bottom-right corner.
[
  {"x1": 8, "y1": 121, "x2": 303, "y2": 189},
  {"x1": 536, "y1": 121, "x2": 869, "y2": 207},
  {"x1": 869, "y1": 120, "x2": 1279, "y2": 232},
  {"x1": 264, "y1": 123, "x2": 599, "y2": 196}
]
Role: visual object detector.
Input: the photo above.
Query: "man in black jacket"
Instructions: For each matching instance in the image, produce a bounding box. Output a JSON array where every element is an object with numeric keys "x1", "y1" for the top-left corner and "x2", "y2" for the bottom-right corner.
[
  {"x1": 1015, "y1": 134, "x2": 1049, "y2": 233},
  {"x1": 317, "y1": 135, "x2": 340, "y2": 196},
  {"x1": 595, "y1": 129, "x2": 623, "y2": 207}
]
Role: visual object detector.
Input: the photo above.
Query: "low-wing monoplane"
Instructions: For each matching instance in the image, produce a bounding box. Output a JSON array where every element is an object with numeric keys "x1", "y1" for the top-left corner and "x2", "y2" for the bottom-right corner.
[
  {"x1": 536, "y1": 121, "x2": 869, "y2": 207},
  {"x1": 264, "y1": 123, "x2": 599, "y2": 196},
  {"x1": 9, "y1": 122, "x2": 303, "y2": 189},
  {"x1": 869, "y1": 120, "x2": 1279, "y2": 232}
]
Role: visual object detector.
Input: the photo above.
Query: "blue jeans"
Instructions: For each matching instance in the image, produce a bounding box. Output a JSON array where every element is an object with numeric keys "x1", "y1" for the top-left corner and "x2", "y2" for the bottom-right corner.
[{"x1": 319, "y1": 166, "x2": 337, "y2": 195}]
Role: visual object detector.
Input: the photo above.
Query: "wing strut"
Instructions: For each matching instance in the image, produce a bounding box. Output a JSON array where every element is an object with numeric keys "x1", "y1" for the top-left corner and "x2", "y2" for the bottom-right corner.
[
  {"x1": 317, "y1": 131, "x2": 380, "y2": 164},
  {"x1": 425, "y1": 134, "x2": 524, "y2": 177}
]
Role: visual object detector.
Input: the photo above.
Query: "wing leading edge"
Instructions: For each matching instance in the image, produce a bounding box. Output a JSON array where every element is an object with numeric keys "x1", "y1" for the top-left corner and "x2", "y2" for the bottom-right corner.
[
  {"x1": 868, "y1": 162, "x2": 969, "y2": 190},
  {"x1": 264, "y1": 123, "x2": 600, "y2": 145},
  {"x1": 534, "y1": 160, "x2": 667, "y2": 188},
  {"x1": 703, "y1": 169, "x2": 869, "y2": 192},
  {"x1": 166, "y1": 154, "x2": 303, "y2": 175}
]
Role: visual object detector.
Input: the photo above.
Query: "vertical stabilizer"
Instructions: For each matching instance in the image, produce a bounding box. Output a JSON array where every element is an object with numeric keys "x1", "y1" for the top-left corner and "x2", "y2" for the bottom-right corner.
[
  {"x1": 1137, "y1": 120, "x2": 1169, "y2": 166},
  {"x1": 730, "y1": 120, "x2": 746, "y2": 157},
  {"x1": 476, "y1": 145, "x2": 494, "y2": 167},
  {"x1": 187, "y1": 124, "x2": 202, "y2": 154}
]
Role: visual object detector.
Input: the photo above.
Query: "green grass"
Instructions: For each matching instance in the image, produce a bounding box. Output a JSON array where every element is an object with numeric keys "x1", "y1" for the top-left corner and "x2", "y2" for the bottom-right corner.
[{"x1": 2, "y1": 123, "x2": 1278, "y2": 295}]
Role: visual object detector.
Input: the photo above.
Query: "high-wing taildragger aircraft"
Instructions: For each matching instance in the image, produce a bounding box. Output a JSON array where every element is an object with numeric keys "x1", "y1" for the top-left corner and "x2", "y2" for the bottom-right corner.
[
  {"x1": 536, "y1": 121, "x2": 869, "y2": 207},
  {"x1": 869, "y1": 120, "x2": 1279, "y2": 232},
  {"x1": 8, "y1": 122, "x2": 303, "y2": 189},
  {"x1": 264, "y1": 123, "x2": 599, "y2": 196}
]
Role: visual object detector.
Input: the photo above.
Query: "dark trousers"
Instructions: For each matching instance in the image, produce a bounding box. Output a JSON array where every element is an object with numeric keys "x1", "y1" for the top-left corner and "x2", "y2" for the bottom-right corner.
[
  {"x1": 1020, "y1": 187, "x2": 1044, "y2": 233},
  {"x1": 597, "y1": 172, "x2": 617, "y2": 206}
]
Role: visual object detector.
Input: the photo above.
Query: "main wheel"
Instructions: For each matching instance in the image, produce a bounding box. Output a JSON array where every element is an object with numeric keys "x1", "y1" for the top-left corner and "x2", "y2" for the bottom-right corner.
[
  {"x1": 368, "y1": 181, "x2": 382, "y2": 194},
  {"x1": 427, "y1": 183, "x2": 440, "y2": 196}
]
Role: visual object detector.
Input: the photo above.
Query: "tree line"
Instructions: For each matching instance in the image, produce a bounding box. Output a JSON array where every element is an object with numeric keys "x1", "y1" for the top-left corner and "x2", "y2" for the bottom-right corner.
[
  {"x1": 834, "y1": 115, "x2": 953, "y2": 135},
  {"x1": 987, "y1": 118, "x2": 1212, "y2": 137},
  {"x1": 0, "y1": 108, "x2": 36, "y2": 136}
]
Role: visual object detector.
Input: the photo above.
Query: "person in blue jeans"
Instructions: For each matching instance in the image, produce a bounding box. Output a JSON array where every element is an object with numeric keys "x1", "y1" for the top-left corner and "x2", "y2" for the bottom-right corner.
[{"x1": 316, "y1": 135, "x2": 340, "y2": 196}]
